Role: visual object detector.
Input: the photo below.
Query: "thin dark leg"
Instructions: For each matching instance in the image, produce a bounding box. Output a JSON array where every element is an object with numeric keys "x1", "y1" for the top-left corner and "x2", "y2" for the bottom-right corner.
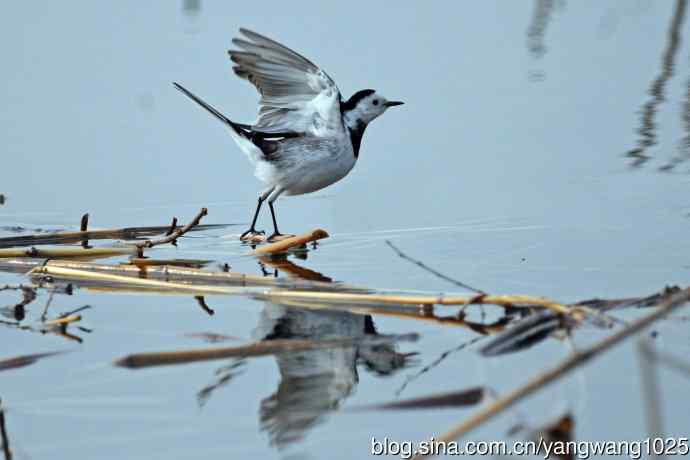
[
  {"x1": 267, "y1": 201, "x2": 283, "y2": 240},
  {"x1": 240, "y1": 197, "x2": 264, "y2": 239}
]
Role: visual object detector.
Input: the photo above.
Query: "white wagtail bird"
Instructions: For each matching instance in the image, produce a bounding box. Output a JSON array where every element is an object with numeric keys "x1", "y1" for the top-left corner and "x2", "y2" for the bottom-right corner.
[{"x1": 173, "y1": 28, "x2": 403, "y2": 241}]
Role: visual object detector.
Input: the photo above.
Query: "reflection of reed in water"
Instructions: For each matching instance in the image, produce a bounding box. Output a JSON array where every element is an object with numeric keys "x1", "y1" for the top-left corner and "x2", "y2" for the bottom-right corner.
[
  {"x1": 182, "y1": 0, "x2": 200, "y2": 16},
  {"x1": 627, "y1": 0, "x2": 687, "y2": 167},
  {"x1": 255, "y1": 304, "x2": 412, "y2": 448},
  {"x1": 527, "y1": 0, "x2": 556, "y2": 60},
  {"x1": 660, "y1": 76, "x2": 690, "y2": 171}
]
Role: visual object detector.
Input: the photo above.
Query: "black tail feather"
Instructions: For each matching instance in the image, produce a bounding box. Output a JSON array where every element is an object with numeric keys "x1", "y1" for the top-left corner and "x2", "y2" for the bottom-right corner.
[{"x1": 173, "y1": 82, "x2": 246, "y2": 133}]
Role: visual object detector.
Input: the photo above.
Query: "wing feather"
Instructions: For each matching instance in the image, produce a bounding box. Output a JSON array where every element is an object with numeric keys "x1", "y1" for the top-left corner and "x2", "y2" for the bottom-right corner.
[{"x1": 228, "y1": 29, "x2": 342, "y2": 135}]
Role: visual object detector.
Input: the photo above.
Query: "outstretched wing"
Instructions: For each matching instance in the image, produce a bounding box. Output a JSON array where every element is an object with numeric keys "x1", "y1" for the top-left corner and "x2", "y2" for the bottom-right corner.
[{"x1": 229, "y1": 28, "x2": 342, "y2": 136}]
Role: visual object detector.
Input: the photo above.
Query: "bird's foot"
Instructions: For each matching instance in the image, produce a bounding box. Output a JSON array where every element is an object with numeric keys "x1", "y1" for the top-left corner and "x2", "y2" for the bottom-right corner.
[
  {"x1": 266, "y1": 232, "x2": 283, "y2": 242},
  {"x1": 267, "y1": 232, "x2": 294, "y2": 242},
  {"x1": 240, "y1": 228, "x2": 265, "y2": 241}
]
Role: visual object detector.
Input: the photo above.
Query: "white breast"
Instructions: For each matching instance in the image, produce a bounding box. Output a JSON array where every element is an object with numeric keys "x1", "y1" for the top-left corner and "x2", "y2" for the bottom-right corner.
[{"x1": 255, "y1": 132, "x2": 357, "y2": 196}]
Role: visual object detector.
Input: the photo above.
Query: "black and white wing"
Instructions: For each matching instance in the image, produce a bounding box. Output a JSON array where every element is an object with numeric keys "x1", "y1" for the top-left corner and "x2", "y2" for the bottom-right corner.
[{"x1": 229, "y1": 28, "x2": 342, "y2": 136}]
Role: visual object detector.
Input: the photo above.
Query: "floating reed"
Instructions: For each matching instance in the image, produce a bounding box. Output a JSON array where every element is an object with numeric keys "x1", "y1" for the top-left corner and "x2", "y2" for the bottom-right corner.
[
  {"x1": 116, "y1": 334, "x2": 418, "y2": 369},
  {"x1": 0, "y1": 223, "x2": 226, "y2": 249},
  {"x1": 0, "y1": 246, "x2": 136, "y2": 259},
  {"x1": 249, "y1": 229, "x2": 329, "y2": 256},
  {"x1": 26, "y1": 262, "x2": 583, "y2": 318},
  {"x1": 0, "y1": 351, "x2": 65, "y2": 372},
  {"x1": 43, "y1": 314, "x2": 81, "y2": 327},
  {"x1": 22, "y1": 259, "x2": 356, "y2": 293}
]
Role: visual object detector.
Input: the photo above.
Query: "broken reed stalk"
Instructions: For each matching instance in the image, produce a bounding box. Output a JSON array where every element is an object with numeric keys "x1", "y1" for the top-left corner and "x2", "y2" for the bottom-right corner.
[
  {"x1": 80, "y1": 213, "x2": 90, "y2": 249},
  {"x1": 249, "y1": 229, "x2": 329, "y2": 256},
  {"x1": 410, "y1": 287, "x2": 690, "y2": 460},
  {"x1": 0, "y1": 351, "x2": 65, "y2": 372},
  {"x1": 0, "y1": 247, "x2": 136, "y2": 259},
  {"x1": 43, "y1": 314, "x2": 81, "y2": 327},
  {"x1": 135, "y1": 207, "x2": 208, "y2": 257}
]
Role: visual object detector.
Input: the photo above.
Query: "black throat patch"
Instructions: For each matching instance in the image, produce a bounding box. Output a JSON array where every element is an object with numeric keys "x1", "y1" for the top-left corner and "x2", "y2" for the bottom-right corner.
[
  {"x1": 340, "y1": 89, "x2": 376, "y2": 158},
  {"x1": 348, "y1": 119, "x2": 367, "y2": 158}
]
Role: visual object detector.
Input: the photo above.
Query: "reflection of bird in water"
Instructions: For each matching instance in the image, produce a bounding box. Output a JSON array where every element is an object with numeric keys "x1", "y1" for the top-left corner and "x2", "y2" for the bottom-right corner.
[{"x1": 253, "y1": 303, "x2": 412, "y2": 448}]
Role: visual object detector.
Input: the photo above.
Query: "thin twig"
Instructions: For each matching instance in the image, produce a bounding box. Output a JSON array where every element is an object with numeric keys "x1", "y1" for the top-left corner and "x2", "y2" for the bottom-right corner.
[
  {"x1": 396, "y1": 336, "x2": 484, "y2": 397},
  {"x1": 194, "y1": 296, "x2": 214, "y2": 315},
  {"x1": 385, "y1": 240, "x2": 486, "y2": 295},
  {"x1": 135, "y1": 208, "x2": 207, "y2": 257},
  {"x1": 40, "y1": 289, "x2": 56, "y2": 322},
  {"x1": 165, "y1": 217, "x2": 178, "y2": 236},
  {"x1": 411, "y1": 287, "x2": 690, "y2": 459}
]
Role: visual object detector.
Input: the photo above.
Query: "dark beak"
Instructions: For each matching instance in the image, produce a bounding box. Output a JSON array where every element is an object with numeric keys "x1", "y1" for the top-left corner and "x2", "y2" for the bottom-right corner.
[{"x1": 384, "y1": 100, "x2": 404, "y2": 107}]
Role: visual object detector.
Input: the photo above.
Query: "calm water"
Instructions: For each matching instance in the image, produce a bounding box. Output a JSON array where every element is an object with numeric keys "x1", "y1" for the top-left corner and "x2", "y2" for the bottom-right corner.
[{"x1": 1, "y1": 2, "x2": 689, "y2": 459}]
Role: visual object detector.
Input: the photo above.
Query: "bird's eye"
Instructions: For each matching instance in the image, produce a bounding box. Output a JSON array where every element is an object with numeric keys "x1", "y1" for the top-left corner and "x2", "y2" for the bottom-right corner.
[{"x1": 372, "y1": 99, "x2": 379, "y2": 106}]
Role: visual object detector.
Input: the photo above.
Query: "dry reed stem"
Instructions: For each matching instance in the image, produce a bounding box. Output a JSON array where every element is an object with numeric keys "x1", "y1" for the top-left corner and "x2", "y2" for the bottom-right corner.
[
  {"x1": 410, "y1": 287, "x2": 690, "y2": 459},
  {"x1": 116, "y1": 337, "x2": 382, "y2": 368},
  {"x1": 126, "y1": 258, "x2": 210, "y2": 268},
  {"x1": 0, "y1": 223, "x2": 224, "y2": 249},
  {"x1": 43, "y1": 314, "x2": 81, "y2": 327},
  {"x1": 259, "y1": 290, "x2": 576, "y2": 317},
  {"x1": 28, "y1": 262, "x2": 348, "y2": 292},
  {"x1": 0, "y1": 247, "x2": 136, "y2": 259},
  {"x1": 30, "y1": 263, "x2": 577, "y2": 316},
  {"x1": 249, "y1": 229, "x2": 329, "y2": 256},
  {"x1": 31, "y1": 265, "x2": 244, "y2": 295}
]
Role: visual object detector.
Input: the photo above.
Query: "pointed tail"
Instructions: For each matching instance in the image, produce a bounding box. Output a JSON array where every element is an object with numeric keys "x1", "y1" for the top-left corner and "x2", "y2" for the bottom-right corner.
[{"x1": 173, "y1": 82, "x2": 246, "y2": 132}]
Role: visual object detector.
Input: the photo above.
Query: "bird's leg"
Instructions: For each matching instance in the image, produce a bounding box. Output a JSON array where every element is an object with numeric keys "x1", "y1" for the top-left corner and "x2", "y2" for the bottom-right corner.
[
  {"x1": 267, "y1": 201, "x2": 282, "y2": 241},
  {"x1": 240, "y1": 197, "x2": 265, "y2": 239},
  {"x1": 266, "y1": 188, "x2": 286, "y2": 242}
]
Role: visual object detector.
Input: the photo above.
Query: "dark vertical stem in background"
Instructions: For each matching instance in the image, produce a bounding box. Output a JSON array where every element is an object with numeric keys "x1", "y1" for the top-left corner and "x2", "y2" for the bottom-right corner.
[
  {"x1": 527, "y1": 0, "x2": 555, "y2": 59},
  {"x1": 0, "y1": 399, "x2": 12, "y2": 460},
  {"x1": 627, "y1": 0, "x2": 688, "y2": 167},
  {"x1": 637, "y1": 339, "x2": 665, "y2": 452}
]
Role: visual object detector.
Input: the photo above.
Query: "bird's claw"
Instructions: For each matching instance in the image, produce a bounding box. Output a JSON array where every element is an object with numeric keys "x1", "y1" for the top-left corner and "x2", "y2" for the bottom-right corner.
[
  {"x1": 240, "y1": 229, "x2": 265, "y2": 241},
  {"x1": 266, "y1": 232, "x2": 284, "y2": 242}
]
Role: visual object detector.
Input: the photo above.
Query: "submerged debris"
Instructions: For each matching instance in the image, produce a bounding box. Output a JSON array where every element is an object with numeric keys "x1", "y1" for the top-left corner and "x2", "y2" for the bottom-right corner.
[
  {"x1": 0, "y1": 351, "x2": 66, "y2": 372},
  {"x1": 480, "y1": 310, "x2": 567, "y2": 357},
  {"x1": 356, "y1": 387, "x2": 486, "y2": 411}
]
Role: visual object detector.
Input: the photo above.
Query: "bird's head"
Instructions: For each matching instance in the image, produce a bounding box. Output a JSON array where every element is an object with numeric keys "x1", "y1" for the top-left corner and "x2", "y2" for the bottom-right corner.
[{"x1": 341, "y1": 89, "x2": 404, "y2": 126}]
